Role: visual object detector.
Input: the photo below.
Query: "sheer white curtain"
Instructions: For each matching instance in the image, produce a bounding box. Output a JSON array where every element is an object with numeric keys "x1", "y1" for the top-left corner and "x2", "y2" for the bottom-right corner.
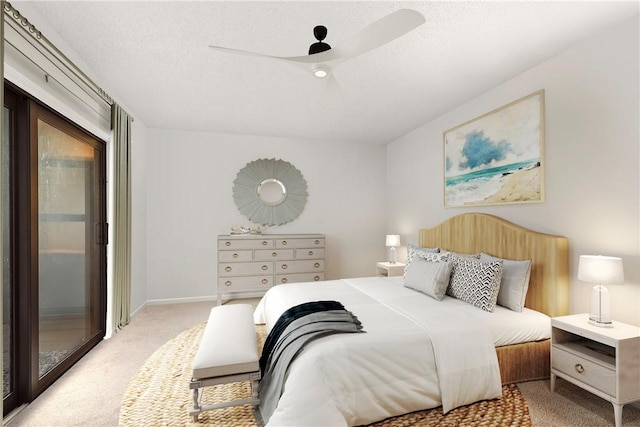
[{"x1": 112, "y1": 103, "x2": 133, "y2": 332}]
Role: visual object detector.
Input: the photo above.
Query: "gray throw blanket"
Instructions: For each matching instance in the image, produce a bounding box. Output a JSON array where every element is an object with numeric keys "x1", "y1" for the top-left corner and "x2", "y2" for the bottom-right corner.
[{"x1": 258, "y1": 308, "x2": 364, "y2": 424}]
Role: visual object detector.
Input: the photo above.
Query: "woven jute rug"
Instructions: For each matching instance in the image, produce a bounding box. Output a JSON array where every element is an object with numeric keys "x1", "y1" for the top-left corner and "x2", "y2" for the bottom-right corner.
[{"x1": 119, "y1": 322, "x2": 531, "y2": 427}]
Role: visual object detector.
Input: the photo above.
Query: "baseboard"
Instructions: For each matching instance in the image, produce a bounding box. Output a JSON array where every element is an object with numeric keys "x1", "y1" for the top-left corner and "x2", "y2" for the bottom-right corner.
[{"x1": 130, "y1": 301, "x2": 147, "y2": 318}]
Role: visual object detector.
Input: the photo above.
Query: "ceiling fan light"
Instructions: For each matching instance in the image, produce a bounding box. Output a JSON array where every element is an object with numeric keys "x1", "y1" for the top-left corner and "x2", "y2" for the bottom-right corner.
[{"x1": 312, "y1": 64, "x2": 330, "y2": 78}]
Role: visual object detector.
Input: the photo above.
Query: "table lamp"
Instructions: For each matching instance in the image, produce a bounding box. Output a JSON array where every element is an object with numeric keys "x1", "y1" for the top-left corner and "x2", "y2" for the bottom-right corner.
[
  {"x1": 577, "y1": 255, "x2": 624, "y2": 327},
  {"x1": 386, "y1": 235, "x2": 400, "y2": 264}
]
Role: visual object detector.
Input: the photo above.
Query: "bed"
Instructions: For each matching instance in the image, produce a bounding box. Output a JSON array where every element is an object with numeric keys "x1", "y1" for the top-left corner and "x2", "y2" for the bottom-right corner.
[{"x1": 254, "y1": 213, "x2": 569, "y2": 426}]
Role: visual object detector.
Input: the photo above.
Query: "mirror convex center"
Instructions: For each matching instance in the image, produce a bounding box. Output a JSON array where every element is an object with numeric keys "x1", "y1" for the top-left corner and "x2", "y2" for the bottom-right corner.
[{"x1": 257, "y1": 179, "x2": 287, "y2": 206}]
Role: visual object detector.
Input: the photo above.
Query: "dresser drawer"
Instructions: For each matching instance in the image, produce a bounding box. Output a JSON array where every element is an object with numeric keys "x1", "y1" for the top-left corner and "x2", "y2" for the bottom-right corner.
[
  {"x1": 275, "y1": 238, "x2": 324, "y2": 249},
  {"x1": 219, "y1": 261, "x2": 273, "y2": 276},
  {"x1": 295, "y1": 248, "x2": 325, "y2": 260},
  {"x1": 552, "y1": 345, "x2": 616, "y2": 396},
  {"x1": 254, "y1": 249, "x2": 295, "y2": 261},
  {"x1": 276, "y1": 273, "x2": 325, "y2": 285},
  {"x1": 218, "y1": 250, "x2": 253, "y2": 262},
  {"x1": 276, "y1": 260, "x2": 324, "y2": 274},
  {"x1": 219, "y1": 275, "x2": 273, "y2": 291},
  {"x1": 218, "y1": 238, "x2": 274, "y2": 250}
]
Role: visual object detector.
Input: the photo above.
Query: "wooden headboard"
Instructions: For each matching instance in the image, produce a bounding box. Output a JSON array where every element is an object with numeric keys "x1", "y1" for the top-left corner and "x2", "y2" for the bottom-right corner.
[{"x1": 418, "y1": 213, "x2": 569, "y2": 317}]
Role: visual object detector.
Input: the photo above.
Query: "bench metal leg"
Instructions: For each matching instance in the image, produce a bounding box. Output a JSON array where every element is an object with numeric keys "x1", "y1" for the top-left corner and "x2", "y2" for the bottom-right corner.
[
  {"x1": 188, "y1": 372, "x2": 261, "y2": 422},
  {"x1": 192, "y1": 387, "x2": 201, "y2": 422},
  {"x1": 251, "y1": 373, "x2": 260, "y2": 404}
]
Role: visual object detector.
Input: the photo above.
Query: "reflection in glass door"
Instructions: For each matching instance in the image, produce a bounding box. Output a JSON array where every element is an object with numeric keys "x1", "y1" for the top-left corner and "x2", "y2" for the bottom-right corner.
[{"x1": 37, "y1": 119, "x2": 101, "y2": 379}]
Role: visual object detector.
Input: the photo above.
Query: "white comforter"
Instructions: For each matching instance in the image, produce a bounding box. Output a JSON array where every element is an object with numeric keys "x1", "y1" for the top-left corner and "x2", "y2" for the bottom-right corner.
[{"x1": 254, "y1": 276, "x2": 503, "y2": 426}]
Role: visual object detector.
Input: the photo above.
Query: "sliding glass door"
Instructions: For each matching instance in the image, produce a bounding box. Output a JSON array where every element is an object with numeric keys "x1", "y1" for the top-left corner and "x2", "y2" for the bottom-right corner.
[
  {"x1": 36, "y1": 110, "x2": 105, "y2": 382},
  {"x1": 3, "y1": 84, "x2": 107, "y2": 415}
]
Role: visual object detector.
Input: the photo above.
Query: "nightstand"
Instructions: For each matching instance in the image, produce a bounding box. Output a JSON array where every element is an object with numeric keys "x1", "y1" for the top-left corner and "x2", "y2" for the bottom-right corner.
[
  {"x1": 551, "y1": 313, "x2": 640, "y2": 427},
  {"x1": 376, "y1": 262, "x2": 405, "y2": 277}
]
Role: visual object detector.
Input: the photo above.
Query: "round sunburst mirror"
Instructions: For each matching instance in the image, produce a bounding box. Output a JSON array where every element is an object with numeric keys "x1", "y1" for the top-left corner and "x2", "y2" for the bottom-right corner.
[{"x1": 232, "y1": 158, "x2": 308, "y2": 226}]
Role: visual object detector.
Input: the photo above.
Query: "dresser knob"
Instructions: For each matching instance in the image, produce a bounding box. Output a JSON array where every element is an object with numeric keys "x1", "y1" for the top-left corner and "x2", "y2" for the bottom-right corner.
[
  {"x1": 314, "y1": 276, "x2": 320, "y2": 281},
  {"x1": 315, "y1": 240, "x2": 320, "y2": 245},
  {"x1": 262, "y1": 241, "x2": 268, "y2": 246},
  {"x1": 225, "y1": 241, "x2": 231, "y2": 246},
  {"x1": 575, "y1": 364, "x2": 585, "y2": 374},
  {"x1": 262, "y1": 265, "x2": 268, "y2": 271},
  {"x1": 225, "y1": 281, "x2": 232, "y2": 286},
  {"x1": 272, "y1": 252, "x2": 277, "y2": 257},
  {"x1": 261, "y1": 279, "x2": 268, "y2": 285},
  {"x1": 282, "y1": 264, "x2": 288, "y2": 270},
  {"x1": 314, "y1": 262, "x2": 320, "y2": 268},
  {"x1": 308, "y1": 251, "x2": 314, "y2": 256},
  {"x1": 282, "y1": 240, "x2": 288, "y2": 246},
  {"x1": 225, "y1": 266, "x2": 232, "y2": 272},
  {"x1": 233, "y1": 253, "x2": 238, "y2": 258},
  {"x1": 281, "y1": 278, "x2": 288, "y2": 283}
]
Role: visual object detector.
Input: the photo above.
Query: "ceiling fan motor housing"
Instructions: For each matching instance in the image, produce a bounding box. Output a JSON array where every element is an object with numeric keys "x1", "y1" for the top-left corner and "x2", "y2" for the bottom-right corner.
[{"x1": 309, "y1": 25, "x2": 331, "y2": 55}]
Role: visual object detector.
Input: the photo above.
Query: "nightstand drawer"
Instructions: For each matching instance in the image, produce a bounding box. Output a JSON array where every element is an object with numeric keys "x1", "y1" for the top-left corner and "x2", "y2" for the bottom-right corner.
[
  {"x1": 218, "y1": 250, "x2": 253, "y2": 262},
  {"x1": 219, "y1": 261, "x2": 273, "y2": 276},
  {"x1": 553, "y1": 345, "x2": 616, "y2": 396},
  {"x1": 254, "y1": 249, "x2": 295, "y2": 261}
]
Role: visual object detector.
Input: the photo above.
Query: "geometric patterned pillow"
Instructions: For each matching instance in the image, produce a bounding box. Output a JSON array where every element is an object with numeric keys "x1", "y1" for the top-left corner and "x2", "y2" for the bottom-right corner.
[
  {"x1": 446, "y1": 257, "x2": 503, "y2": 312},
  {"x1": 406, "y1": 244, "x2": 442, "y2": 265},
  {"x1": 441, "y1": 250, "x2": 481, "y2": 260}
]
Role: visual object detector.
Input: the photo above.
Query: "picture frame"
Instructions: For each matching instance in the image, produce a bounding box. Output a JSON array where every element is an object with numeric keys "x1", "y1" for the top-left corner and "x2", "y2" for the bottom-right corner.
[{"x1": 443, "y1": 90, "x2": 544, "y2": 207}]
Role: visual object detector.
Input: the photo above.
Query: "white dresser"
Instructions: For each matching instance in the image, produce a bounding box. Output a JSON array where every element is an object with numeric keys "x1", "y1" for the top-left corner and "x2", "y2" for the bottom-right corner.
[{"x1": 217, "y1": 234, "x2": 325, "y2": 305}]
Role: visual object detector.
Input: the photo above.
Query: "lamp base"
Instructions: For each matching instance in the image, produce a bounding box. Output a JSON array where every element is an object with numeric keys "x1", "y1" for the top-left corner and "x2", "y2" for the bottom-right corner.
[
  {"x1": 588, "y1": 317, "x2": 613, "y2": 328},
  {"x1": 589, "y1": 284, "x2": 612, "y2": 328},
  {"x1": 388, "y1": 247, "x2": 397, "y2": 264}
]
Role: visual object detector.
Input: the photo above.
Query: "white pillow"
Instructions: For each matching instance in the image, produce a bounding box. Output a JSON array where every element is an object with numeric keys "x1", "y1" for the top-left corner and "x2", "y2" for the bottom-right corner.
[
  {"x1": 480, "y1": 253, "x2": 532, "y2": 312},
  {"x1": 404, "y1": 246, "x2": 448, "y2": 282},
  {"x1": 446, "y1": 257, "x2": 503, "y2": 312},
  {"x1": 404, "y1": 259, "x2": 453, "y2": 301}
]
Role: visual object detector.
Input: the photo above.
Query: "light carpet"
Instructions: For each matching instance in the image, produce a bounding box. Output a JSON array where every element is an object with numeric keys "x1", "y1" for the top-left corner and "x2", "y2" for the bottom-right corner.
[{"x1": 118, "y1": 322, "x2": 531, "y2": 427}]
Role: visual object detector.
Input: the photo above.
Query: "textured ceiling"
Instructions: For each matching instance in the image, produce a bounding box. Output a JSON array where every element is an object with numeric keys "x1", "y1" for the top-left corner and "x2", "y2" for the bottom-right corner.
[{"x1": 13, "y1": 1, "x2": 640, "y2": 145}]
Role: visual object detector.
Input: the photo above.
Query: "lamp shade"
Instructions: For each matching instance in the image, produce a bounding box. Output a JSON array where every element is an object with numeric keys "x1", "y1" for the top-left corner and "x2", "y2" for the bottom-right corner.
[
  {"x1": 577, "y1": 255, "x2": 624, "y2": 285},
  {"x1": 385, "y1": 235, "x2": 400, "y2": 247}
]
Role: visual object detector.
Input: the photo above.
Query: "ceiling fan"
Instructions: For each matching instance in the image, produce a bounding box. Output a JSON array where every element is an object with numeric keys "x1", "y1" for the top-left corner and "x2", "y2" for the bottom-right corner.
[{"x1": 209, "y1": 9, "x2": 425, "y2": 79}]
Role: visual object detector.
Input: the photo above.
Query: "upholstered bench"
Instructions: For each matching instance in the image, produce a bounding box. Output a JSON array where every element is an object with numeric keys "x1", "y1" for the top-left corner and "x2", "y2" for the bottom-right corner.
[{"x1": 188, "y1": 304, "x2": 261, "y2": 422}]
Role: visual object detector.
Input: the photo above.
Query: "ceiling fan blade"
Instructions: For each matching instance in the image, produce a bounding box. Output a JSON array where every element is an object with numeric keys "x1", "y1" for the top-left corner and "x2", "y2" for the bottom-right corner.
[
  {"x1": 208, "y1": 45, "x2": 281, "y2": 60},
  {"x1": 329, "y1": 9, "x2": 425, "y2": 64},
  {"x1": 325, "y1": 72, "x2": 342, "y2": 96},
  {"x1": 209, "y1": 44, "x2": 335, "y2": 64}
]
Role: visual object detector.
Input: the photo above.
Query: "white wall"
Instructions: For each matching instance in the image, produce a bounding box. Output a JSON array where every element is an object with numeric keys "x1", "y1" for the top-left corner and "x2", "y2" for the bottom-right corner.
[
  {"x1": 144, "y1": 129, "x2": 387, "y2": 304},
  {"x1": 387, "y1": 16, "x2": 640, "y2": 326}
]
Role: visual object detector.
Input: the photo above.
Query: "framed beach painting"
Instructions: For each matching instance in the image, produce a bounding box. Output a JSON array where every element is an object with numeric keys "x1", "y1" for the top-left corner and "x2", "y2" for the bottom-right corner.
[{"x1": 444, "y1": 90, "x2": 544, "y2": 207}]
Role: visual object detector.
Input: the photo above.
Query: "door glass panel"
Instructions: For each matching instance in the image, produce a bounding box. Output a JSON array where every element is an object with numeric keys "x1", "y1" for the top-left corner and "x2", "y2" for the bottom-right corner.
[
  {"x1": 3, "y1": 107, "x2": 12, "y2": 398},
  {"x1": 37, "y1": 119, "x2": 96, "y2": 378}
]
